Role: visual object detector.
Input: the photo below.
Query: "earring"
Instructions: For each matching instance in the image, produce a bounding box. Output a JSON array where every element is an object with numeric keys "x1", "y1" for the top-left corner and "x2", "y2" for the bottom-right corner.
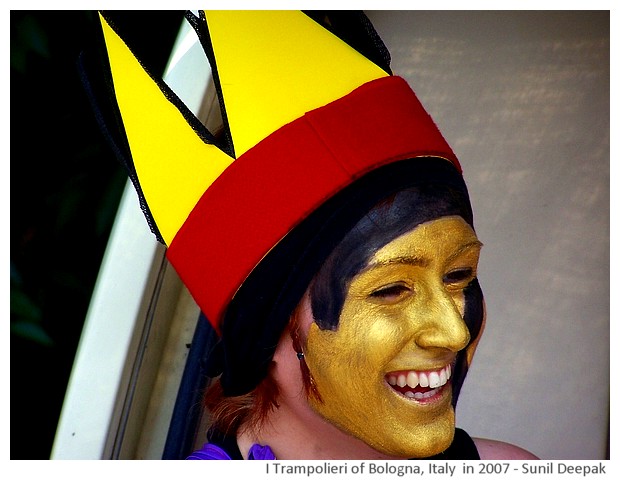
[{"x1": 296, "y1": 351, "x2": 305, "y2": 360}]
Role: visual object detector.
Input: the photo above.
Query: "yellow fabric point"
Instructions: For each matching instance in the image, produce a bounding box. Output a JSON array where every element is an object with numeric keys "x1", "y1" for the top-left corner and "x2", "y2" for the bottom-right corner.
[
  {"x1": 101, "y1": 14, "x2": 234, "y2": 245},
  {"x1": 204, "y1": 11, "x2": 389, "y2": 157}
]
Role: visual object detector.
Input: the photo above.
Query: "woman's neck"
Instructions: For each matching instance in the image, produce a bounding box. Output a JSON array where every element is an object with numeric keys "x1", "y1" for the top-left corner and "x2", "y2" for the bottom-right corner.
[{"x1": 237, "y1": 399, "x2": 404, "y2": 460}]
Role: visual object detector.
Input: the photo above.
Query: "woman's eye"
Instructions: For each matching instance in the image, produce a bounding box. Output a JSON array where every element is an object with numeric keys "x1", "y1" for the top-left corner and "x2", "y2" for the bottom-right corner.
[
  {"x1": 443, "y1": 267, "x2": 474, "y2": 285},
  {"x1": 369, "y1": 284, "x2": 411, "y2": 302}
]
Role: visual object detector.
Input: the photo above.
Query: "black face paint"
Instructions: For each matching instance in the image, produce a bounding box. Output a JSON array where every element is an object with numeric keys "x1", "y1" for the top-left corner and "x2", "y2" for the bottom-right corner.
[
  {"x1": 452, "y1": 278, "x2": 485, "y2": 405},
  {"x1": 309, "y1": 182, "x2": 475, "y2": 330}
]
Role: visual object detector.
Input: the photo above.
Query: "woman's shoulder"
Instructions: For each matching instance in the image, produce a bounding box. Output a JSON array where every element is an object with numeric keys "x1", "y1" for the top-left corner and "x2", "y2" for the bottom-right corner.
[{"x1": 473, "y1": 437, "x2": 539, "y2": 460}]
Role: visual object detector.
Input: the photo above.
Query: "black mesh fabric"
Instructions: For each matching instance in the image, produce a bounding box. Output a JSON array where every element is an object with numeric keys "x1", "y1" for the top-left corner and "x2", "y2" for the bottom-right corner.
[
  {"x1": 83, "y1": 10, "x2": 393, "y2": 244},
  {"x1": 303, "y1": 11, "x2": 392, "y2": 75},
  {"x1": 80, "y1": 11, "x2": 221, "y2": 244}
]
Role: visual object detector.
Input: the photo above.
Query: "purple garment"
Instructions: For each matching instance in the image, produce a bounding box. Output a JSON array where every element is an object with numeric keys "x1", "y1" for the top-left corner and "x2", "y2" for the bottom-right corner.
[
  {"x1": 187, "y1": 442, "x2": 276, "y2": 460},
  {"x1": 248, "y1": 444, "x2": 276, "y2": 460}
]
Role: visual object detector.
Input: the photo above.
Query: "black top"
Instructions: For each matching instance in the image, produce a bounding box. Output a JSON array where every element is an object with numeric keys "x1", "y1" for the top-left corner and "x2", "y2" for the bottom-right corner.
[{"x1": 207, "y1": 427, "x2": 481, "y2": 460}]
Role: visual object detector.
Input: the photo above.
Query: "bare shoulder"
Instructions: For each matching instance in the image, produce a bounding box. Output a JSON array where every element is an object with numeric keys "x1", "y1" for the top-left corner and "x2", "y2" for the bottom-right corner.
[{"x1": 474, "y1": 438, "x2": 539, "y2": 460}]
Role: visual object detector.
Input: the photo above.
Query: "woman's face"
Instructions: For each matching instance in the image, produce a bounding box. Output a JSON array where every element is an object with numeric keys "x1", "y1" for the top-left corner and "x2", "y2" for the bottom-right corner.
[{"x1": 302, "y1": 215, "x2": 483, "y2": 458}]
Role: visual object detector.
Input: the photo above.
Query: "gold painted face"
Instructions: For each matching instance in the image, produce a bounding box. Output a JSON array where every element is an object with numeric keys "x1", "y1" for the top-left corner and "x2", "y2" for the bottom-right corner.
[{"x1": 304, "y1": 215, "x2": 482, "y2": 458}]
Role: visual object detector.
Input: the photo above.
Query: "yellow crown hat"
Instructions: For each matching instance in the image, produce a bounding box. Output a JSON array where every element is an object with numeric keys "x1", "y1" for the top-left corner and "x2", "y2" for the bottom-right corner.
[
  {"x1": 98, "y1": 11, "x2": 461, "y2": 394},
  {"x1": 100, "y1": 11, "x2": 388, "y2": 246}
]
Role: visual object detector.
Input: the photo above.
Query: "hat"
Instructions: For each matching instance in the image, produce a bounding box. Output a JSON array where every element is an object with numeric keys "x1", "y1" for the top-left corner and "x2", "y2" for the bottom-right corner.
[{"x1": 97, "y1": 11, "x2": 463, "y2": 395}]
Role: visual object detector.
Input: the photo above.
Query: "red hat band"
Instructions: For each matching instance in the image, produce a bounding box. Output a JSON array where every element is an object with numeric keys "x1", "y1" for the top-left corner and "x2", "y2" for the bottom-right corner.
[{"x1": 167, "y1": 75, "x2": 459, "y2": 333}]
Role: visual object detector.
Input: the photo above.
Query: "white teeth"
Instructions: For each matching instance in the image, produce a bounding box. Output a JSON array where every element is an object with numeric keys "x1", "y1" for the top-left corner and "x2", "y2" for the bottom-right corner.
[
  {"x1": 386, "y1": 364, "x2": 453, "y2": 392},
  {"x1": 428, "y1": 371, "x2": 441, "y2": 388},
  {"x1": 439, "y1": 369, "x2": 447, "y2": 386},
  {"x1": 413, "y1": 388, "x2": 440, "y2": 399},
  {"x1": 406, "y1": 371, "x2": 419, "y2": 388},
  {"x1": 403, "y1": 387, "x2": 441, "y2": 399}
]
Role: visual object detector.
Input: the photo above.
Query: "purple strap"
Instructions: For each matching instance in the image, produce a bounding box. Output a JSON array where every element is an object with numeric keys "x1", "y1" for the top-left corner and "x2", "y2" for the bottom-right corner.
[
  {"x1": 186, "y1": 443, "x2": 232, "y2": 460},
  {"x1": 248, "y1": 443, "x2": 276, "y2": 460},
  {"x1": 186, "y1": 442, "x2": 276, "y2": 460}
]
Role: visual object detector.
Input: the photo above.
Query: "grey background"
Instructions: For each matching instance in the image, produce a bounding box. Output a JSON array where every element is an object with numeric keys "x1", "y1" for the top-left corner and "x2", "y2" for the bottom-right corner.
[{"x1": 367, "y1": 11, "x2": 609, "y2": 460}]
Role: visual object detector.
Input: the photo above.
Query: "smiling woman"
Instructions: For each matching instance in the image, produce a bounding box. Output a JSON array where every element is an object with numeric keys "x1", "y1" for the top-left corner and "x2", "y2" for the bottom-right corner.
[
  {"x1": 193, "y1": 161, "x2": 533, "y2": 460},
  {"x1": 189, "y1": 152, "x2": 488, "y2": 456},
  {"x1": 90, "y1": 10, "x2": 541, "y2": 460},
  {"x1": 299, "y1": 217, "x2": 481, "y2": 458}
]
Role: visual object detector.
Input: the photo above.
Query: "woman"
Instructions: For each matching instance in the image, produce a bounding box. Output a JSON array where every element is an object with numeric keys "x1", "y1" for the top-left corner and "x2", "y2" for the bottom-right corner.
[
  {"x1": 95, "y1": 10, "x2": 538, "y2": 460},
  {"x1": 191, "y1": 161, "x2": 537, "y2": 460}
]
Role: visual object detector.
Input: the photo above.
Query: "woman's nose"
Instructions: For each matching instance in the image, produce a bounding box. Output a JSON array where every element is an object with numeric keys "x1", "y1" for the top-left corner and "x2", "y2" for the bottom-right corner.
[{"x1": 409, "y1": 283, "x2": 470, "y2": 352}]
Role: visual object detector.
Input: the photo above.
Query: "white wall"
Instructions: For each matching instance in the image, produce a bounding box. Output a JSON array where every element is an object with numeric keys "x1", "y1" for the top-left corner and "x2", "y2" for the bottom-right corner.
[{"x1": 367, "y1": 10, "x2": 609, "y2": 460}]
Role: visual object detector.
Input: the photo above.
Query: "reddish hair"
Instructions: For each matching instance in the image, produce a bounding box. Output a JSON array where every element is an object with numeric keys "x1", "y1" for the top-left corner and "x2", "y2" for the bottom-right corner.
[
  {"x1": 203, "y1": 304, "x2": 321, "y2": 437},
  {"x1": 203, "y1": 369, "x2": 280, "y2": 437}
]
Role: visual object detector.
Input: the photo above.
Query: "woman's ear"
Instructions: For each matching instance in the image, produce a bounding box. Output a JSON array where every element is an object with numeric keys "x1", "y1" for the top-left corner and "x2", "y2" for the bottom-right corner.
[{"x1": 274, "y1": 297, "x2": 323, "y2": 403}]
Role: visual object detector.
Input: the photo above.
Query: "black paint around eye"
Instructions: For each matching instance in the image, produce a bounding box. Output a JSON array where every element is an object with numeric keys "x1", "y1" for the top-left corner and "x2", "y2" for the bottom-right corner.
[{"x1": 443, "y1": 268, "x2": 473, "y2": 284}]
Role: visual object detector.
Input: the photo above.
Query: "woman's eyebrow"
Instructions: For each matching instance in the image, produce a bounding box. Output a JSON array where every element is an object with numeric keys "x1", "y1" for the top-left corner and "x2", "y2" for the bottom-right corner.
[
  {"x1": 366, "y1": 239, "x2": 483, "y2": 271},
  {"x1": 367, "y1": 255, "x2": 429, "y2": 269},
  {"x1": 446, "y1": 240, "x2": 484, "y2": 263},
  {"x1": 456, "y1": 240, "x2": 484, "y2": 253}
]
